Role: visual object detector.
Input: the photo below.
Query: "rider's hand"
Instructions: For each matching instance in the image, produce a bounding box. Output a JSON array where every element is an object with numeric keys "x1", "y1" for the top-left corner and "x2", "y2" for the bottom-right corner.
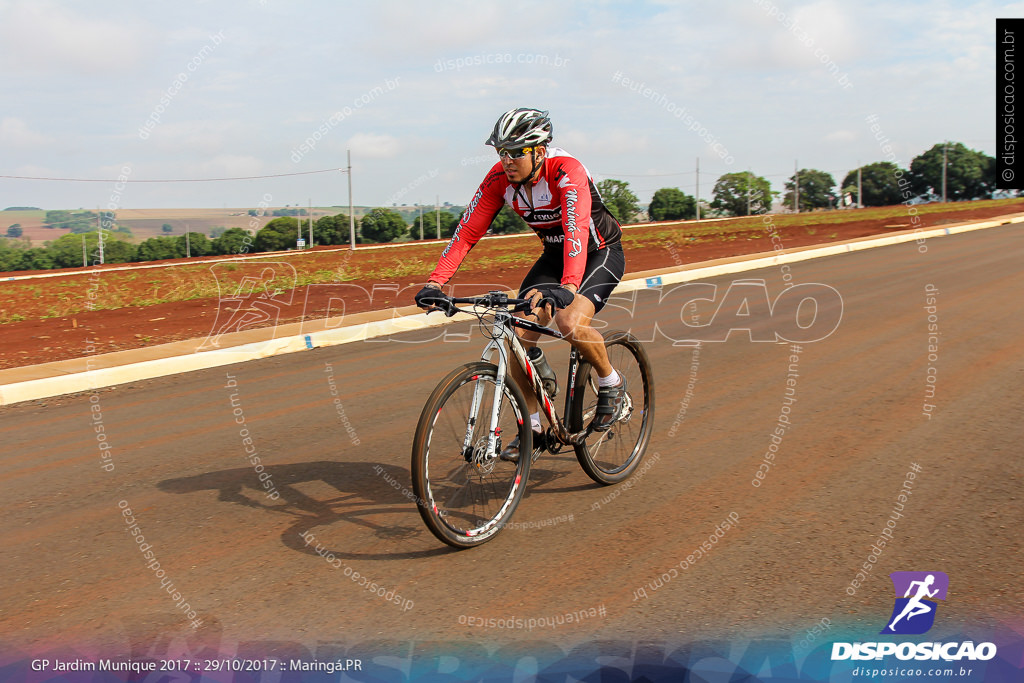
[
  {"x1": 527, "y1": 284, "x2": 576, "y2": 316},
  {"x1": 415, "y1": 283, "x2": 456, "y2": 316},
  {"x1": 415, "y1": 283, "x2": 444, "y2": 308}
]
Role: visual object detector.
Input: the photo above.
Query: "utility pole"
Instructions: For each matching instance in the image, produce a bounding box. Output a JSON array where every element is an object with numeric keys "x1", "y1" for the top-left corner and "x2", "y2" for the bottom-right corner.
[
  {"x1": 418, "y1": 204, "x2": 423, "y2": 240},
  {"x1": 186, "y1": 223, "x2": 191, "y2": 258},
  {"x1": 857, "y1": 166, "x2": 863, "y2": 209},
  {"x1": 308, "y1": 198, "x2": 313, "y2": 248},
  {"x1": 347, "y1": 150, "x2": 355, "y2": 249},
  {"x1": 436, "y1": 195, "x2": 440, "y2": 239},
  {"x1": 695, "y1": 157, "x2": 700, "y2": 221},
  {"x1": 793, "y1": 161, "x2": 799, "y2": 212},
  {"x1": 745, "y1": 168, "x2": 753, "y2": 216},
  {"x1": 942, "y1": 142, "x2": 948, "y2": 203},
  {"x1": 82, "y1": 233, "x2": 87, "y2": 267},
  {"x1": 95, "y1": 209, "x2": 104, "y2": 265}
]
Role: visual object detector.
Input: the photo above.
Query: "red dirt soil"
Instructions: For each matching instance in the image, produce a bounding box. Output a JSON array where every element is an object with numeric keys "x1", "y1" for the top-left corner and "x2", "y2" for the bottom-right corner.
[{"x1": 1, "y1": 202, "x2": 1020, "y2": 370}]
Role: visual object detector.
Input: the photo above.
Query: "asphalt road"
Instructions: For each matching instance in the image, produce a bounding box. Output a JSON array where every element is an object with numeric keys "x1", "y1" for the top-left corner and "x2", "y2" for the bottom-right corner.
[{"x1": 1, "y1": 226, "x2": 1021, "y2": 671}]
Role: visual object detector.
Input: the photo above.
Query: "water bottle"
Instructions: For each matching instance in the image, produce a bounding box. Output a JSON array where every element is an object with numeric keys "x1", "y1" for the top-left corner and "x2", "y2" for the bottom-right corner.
[{"x1": 527, "y1": 346, "x2": 558, "y2": 398}]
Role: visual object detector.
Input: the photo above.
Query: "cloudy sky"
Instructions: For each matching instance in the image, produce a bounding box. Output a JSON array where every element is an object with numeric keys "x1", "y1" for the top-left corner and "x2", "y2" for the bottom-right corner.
[{"x1": 0, "y1": 0, "x2": 1012, "y2": 210}]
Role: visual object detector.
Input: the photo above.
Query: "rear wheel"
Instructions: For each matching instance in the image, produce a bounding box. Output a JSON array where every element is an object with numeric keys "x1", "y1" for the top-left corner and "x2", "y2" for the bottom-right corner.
[
  {"x1": 411, "y1": 362, "x2": 531, "y2": 548},
  {"x1": 569, "y1": 331, "x2": 655, "y2": 485}
]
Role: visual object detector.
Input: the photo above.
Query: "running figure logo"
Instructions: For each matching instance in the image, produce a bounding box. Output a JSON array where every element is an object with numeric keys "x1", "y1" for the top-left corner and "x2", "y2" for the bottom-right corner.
[{"x1": 881, "y1": 571, "x2": 949, "y2": 635}]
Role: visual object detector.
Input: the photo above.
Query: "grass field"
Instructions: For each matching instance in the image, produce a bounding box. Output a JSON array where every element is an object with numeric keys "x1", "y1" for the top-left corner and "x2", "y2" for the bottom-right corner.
[
  {"x1": 1, "y1": 206, "x2": 376, "y2": 246},
  {"x1": 2, "y1": 197, "x2": 1021, "y2": 324}
]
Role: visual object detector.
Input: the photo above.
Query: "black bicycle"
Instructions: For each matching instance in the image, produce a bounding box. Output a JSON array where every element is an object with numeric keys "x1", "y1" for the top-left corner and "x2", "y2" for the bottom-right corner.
[{"x1": 410, "y1": 291, "x2": 655, "y2": 548}]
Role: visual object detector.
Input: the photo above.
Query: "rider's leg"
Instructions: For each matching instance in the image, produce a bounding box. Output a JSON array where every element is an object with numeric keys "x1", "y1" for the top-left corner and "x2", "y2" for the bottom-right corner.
[
  {"x1": 556, "y1": 295, "x2": 625, "y2": 432},
  {"x1": 511, "y1": 244, "x2": 625, "y2": 430},
  {"x1": 552, "y1": 295, "x2": 612, "y2": 376}
]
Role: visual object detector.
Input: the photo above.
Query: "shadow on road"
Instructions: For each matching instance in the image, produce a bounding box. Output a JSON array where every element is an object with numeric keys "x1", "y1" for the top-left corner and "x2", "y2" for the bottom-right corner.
[{"x1": 158, "y1": 461, "x2": 453, "y2": 560}]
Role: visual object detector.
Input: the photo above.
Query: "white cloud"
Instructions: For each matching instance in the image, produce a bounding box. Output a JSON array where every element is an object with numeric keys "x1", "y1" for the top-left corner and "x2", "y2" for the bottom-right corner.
[
  {"x1": 143, "y1": 121, "x2": 238, "y2": 153},
  {"x1": 188, "y1": 155, "x2": 264, "y2": 179},
  {"x1": 558, "y1": 128, "x2": 650, "y2": 158},
  {"x1": 0, "y1": 0, "x2": 1006, "y2": 209},
  {"x1": 0, "y1": 117, "x2": 55, "y2": 149},
  {"x1": 360, "y1": 1, "x2": 571, "y2": 59},
  {"x1": 0, "y1": 1, "x2": 153, "y2": 75},
  {"x1": 346, "y1": 133, "x2": 401, "y2": 159},
  {"x1": 824, "y1": 130, "x2": 857, "y2": 143}
]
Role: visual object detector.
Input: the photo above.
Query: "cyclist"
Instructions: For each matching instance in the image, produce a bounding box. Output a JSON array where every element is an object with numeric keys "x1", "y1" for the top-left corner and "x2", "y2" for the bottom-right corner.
[{"x1": 414, "y1": 108, "x2": 626, "y2": 458}]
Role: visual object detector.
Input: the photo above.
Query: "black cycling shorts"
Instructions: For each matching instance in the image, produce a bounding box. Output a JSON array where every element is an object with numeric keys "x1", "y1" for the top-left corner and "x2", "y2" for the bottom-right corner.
[{"x1": 518, "y1": 244, "x2": 625, "y2": 314}]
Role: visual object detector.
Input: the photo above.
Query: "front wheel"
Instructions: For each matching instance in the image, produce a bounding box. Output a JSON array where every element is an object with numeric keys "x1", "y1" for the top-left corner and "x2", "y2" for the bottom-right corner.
[
  {"x1": 570, "y1": 331, "x2": 655, "y2": 485},
  {"x1": 411, "y1": 362, "x2": 532, "y2": 548}
]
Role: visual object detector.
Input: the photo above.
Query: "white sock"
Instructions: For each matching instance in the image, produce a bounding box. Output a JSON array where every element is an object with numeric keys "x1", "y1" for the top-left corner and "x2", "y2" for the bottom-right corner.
[
  {"x1": 598, "y1": 369, "x2": 620, "y2": 388},
  {"x1": 530, "y1": 412, "x2": 542, "y2": 432}
]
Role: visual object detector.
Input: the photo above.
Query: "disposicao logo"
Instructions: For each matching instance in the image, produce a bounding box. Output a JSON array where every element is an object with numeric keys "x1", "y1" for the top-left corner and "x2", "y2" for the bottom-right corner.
[
  {"x1": 881, "y1": 570, "x2": 948, "y2": 635},
  {"x1": 831, "y1": 571, "x2": 998, "y2": 662}
]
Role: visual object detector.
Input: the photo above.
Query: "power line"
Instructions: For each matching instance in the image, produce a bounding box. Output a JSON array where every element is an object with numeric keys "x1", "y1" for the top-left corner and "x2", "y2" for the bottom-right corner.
[
  {"x1": 0, "y1": 168, "x2": 347, "y2": 183},
  {"x1": 599, "y1": 171, "x2": 696, "y2": 177}
]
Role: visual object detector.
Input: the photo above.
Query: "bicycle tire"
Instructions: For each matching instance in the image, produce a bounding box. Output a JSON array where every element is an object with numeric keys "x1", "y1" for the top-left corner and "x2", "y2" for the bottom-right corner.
[
  {"x1": 569, "y1": 330, "x2": 655, "y2": 485},
  {"x1": 411, "y1": 361, "x2": 532, "y2": 548}
]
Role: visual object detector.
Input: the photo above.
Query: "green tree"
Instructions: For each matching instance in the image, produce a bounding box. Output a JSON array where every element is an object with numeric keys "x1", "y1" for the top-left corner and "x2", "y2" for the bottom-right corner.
[
  {"x1": 255, "y1": 217, "x2": 299, "y2": 251},
  {"x1": 45, "y1": 210, "x2": 73, "y2": 226},
  {"x1": 486, "y1": 205, "x2": 529, "y2": 235},
  {"x1": 596, "y1": 179, "x2": 641, "y2": 224},
  {"x1": 136, "y1": 236, "x2": 184, "y2": 262},
  {"x1": 0, "y1": 239, "x2": 28, "y2": 271},
  {"x1": 360, "y1": 209, "x2": 407, "y2": 243},
  {"x1": 783, "y1": 169, "x2": 837, "y2": 211},
  {"x1": 45, "y1": 209, "x2": 97, "y2": 232},
  {"x1": 840, "y1": 162, "x2": 907, "y2": 207},
  {"x1": 46, "y1": 232, "x2": 136, "y2": 267},
  {"x1": 6, "y1": 224, "x2": 22, "y2": 238},
  {"x1": 162, "y1": 223, "x2": 174, "y2": 234},
  {"x1": 409, "y1": 210, "x2": 459, "y2": 240},
  {"x1": 213, "y1": 228, "x2": 257, "y2": 254},
  {"x1": 179, "y1": 232, "x2": 212, "y2": 257},
  {"x1": 711, "y1": 172, "x2": 773, "y2": 216},
  {"x1": 99, "y1": 237, "x2": 137, "y2": 263},
  {"x1": 313, "y1": 213, "x2": 352, "y2": 245},
  {"x1": 648, "y1": 188, "x2": 696, "y2": 221},
  {"x1": 42, "y1": 234, "x2": 83, "y2": 268},
  {"x1": 909, "y1": 142, "x2": 996, "y2": 201},
  {"x1": 20, "y1": 247, "x2": 54, "y2": 270}
]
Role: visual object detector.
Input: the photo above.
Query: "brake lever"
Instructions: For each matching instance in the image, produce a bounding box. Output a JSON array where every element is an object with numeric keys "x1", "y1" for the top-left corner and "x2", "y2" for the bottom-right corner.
[{"x1": 512, "y1": 300, "x2": 534, "y2": 313}]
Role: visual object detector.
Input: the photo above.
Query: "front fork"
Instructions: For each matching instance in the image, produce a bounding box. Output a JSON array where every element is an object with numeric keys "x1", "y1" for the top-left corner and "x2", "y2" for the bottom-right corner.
[
  {"x1": 468, "y1": 323, "x2": 597, "y2": 463},
  {"x1": 464, "y1": 326, "x2": 518, "y2": 463}
]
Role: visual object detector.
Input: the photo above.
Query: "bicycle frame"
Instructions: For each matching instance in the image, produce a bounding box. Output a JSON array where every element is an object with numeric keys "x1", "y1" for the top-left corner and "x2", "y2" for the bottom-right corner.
[{"x1": 466, "y1": 308, "x2": 594, "y2": 462}]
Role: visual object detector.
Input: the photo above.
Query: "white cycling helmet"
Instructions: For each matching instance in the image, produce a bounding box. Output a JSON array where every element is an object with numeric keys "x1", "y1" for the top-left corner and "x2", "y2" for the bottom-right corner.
[{"x1": 485, "y1": 108, "x2": 553, "y2": 149}]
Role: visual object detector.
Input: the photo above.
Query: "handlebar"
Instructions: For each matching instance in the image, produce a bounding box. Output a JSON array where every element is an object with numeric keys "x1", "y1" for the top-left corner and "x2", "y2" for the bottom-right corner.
[
  {"x1": 421, "y1": 290, "x2": 566, "y2": 339},
  {"x1": 449, "y1": 292, "x2": 534, "y2": 312},
  {"x1": 424, "y1": 291, "x2": 534, "y2": 317}
]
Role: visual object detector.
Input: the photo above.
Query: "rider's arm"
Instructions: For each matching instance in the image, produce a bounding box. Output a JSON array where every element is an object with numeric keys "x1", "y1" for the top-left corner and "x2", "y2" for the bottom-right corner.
[
  {"x1": 552, "y1": 157, "x2": 592, "y2": 290},
  {"x1": 427, "y1": 165, "x2": 506, "y2": 285}
]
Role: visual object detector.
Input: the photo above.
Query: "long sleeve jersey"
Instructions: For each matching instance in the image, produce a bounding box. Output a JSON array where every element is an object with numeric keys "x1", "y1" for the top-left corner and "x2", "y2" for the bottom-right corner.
[{"x1": 428, "y1": 148, "x2": 622, "y2": 288}]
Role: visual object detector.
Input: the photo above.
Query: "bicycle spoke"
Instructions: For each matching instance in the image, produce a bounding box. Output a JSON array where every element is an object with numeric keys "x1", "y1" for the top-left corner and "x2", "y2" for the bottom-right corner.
[
  {"x1": 413, "y1": 365, "x2": 529, "y2": 546},
  {"x1": 572, "y1": 332, "x2": 655, "y2": 484}
]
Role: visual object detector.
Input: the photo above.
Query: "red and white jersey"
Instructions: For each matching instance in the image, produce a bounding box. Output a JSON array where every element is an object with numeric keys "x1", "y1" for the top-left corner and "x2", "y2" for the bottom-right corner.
[{"x1": 429, "y1": 147, "x2": 622, "y2": 288}]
